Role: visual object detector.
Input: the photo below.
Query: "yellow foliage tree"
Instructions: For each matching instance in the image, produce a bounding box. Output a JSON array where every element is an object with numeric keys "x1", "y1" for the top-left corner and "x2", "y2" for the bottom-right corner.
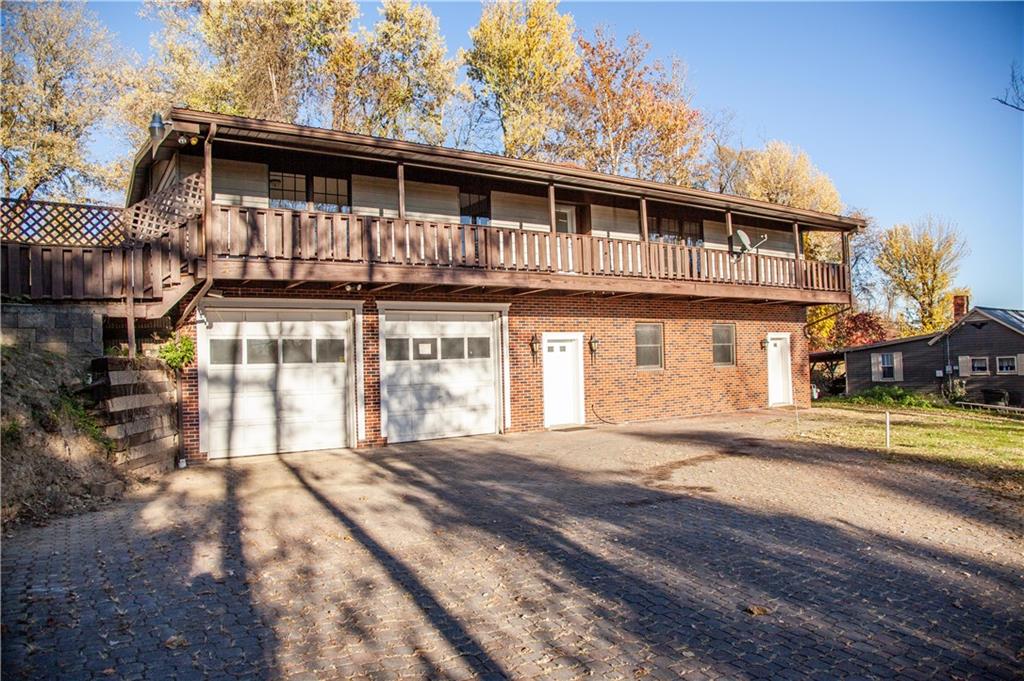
[
  {"x1": 1, "y1": 2, "x2": 125, "y2": 201},
  {"x1": 464, "y1": 0, "x2": 578, "y2": 158},
  {"x1": 875, "y1": 218, "x2": 969, "y2": 332},
  {"x1": 333, "y1": 0, "x2": 458, "y2": 144},
  {"x1": 551, "y1": 28, "x2": 704, "y2": 184}
]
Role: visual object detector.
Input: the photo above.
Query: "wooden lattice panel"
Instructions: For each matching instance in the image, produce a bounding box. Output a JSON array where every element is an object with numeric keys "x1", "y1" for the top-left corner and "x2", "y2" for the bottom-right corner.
[
  {"x1": 123, "y1": 172, "x2": 205, "y2": 242},
  {"x1": 1, "y1": 198, "x2": 124, "y2": 246}
]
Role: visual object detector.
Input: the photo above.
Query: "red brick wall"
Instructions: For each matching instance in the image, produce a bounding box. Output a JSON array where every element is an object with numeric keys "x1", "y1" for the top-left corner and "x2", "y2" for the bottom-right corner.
[{"x1": 177, "y1": 286, "x2": 809, "y2": 461}]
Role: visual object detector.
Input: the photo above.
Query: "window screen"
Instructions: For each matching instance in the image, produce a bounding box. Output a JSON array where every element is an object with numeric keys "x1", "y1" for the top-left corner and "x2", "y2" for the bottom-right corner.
[
  {"x1": 635, "y1": 323, "x2": 663, "y2": 368},
  {"x1": 712, "y1": 324, "x2": 735, "y2": 366}
]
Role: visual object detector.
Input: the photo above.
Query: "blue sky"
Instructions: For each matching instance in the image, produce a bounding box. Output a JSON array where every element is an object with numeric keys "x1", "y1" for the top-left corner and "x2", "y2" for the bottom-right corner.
[{"x1": 89, "y1": 1, "x2": 1024, "y2": 309}]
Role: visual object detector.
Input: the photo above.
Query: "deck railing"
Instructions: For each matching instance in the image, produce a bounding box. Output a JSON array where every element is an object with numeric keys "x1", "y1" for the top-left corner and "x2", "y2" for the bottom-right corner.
[
  {"x1": 0, "y1": 201, "x2": 850, "y2": 306},
  {"x1": 210, "y1": 205, "x2": 850, "y2": 293}
]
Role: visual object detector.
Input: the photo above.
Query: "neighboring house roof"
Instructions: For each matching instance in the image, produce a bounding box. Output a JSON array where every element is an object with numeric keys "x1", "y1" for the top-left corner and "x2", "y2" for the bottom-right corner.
[
  {"x1": 927, "y1": 307, "x2": 1024, "y2": 345},
  {"x1": 809, "y1": 332, "x2": 940, "y2": 363}
]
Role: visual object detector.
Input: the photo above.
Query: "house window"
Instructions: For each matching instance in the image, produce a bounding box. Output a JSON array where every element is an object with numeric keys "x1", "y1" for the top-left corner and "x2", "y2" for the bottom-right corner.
[
  {"x1": 312, "y1": 175, "x2": 349, "y2": 213},
  {"x1": 970, "y1": 357, "x2": 989, "y2": 375},
  {"x1": 635, "y1": 323, "x2": 663, "y2": 369},
  {"x1": 997, "y1": 356, "x2": 1017, "y2": 374},
  {"x1": 647, "y1": 217, "x2": 702, "y2": 245},
  {"x1": 269, "y1": 171, "x2": 307, "y2": 209},
  {"x1": 316, "y1": 339, "x2": 346, "y2": 363},
  {"x1": 712, "y1": 324, "x2": 735, "y2": 366},
  {"x1": 460, "y1": 192, "x2": 490, "y2": 225},
  {"x1": 880, "y1": 352, "x2": 895, "y2": 379}
]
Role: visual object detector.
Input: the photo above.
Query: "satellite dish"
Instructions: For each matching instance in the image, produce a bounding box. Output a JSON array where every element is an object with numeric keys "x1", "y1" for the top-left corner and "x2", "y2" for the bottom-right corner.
[
  {"x1": 732, "y1": 228, "x2": 768, "y2": 260},
  {"x1": 736, "y1": 229, "x2": 753, "y2": 251}
]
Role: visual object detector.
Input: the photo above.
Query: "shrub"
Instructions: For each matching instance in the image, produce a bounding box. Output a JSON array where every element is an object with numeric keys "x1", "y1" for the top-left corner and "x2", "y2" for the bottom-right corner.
[
  {"x1": 846, "y1": 386, "x2": 937, "y2": 409},
  {"x1": 158, "y1": 334, "x2": 195, "y2": 371},
  {"x1": 58, "y1": 390, "x2": 114, "y2": 454}
]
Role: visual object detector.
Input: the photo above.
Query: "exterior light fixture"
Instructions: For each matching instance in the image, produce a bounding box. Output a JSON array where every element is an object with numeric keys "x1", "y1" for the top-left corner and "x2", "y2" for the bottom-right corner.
[
  {"x1": 760, "y1": 338, "x2": 769, "y2": 351},
  {"x1": 177, "y1": 134, "x2": 189, "y2": 145},
  {"x1": 589, "y1": 334, "x2": 600, "y2": 355},
  {"x1": 148, "y1": 112, "x2": 164, "y2": 145},
  {"x1": 529, "y1": 333, "x2": 540, "y2": 356}
]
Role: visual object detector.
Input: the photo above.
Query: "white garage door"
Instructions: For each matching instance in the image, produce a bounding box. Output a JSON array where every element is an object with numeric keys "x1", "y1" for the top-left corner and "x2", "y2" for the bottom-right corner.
[
  {"x1": 202, "y1": 308, "x2": 353, "y2": 458},
  {"x1": 382, "y1": 311, "x2": 500, "y2": 443}
]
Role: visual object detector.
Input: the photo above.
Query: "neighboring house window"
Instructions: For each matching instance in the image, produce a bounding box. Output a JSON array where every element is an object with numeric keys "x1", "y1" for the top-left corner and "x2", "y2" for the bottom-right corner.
[
  {"x1": 269, "y1": 171, "x2": 306, "y2": 209},
  {"x1": 871, "y1": 351, "x2": 902, "y2": 382},
  {"x1": 997, "y1": 356, "x2": 1018, "y2": 374},
  {"x1": 635, "y1": 323, "x2": 663, "y2": 369},
  {"x1": 712, "y1": 324, "x2": 735, "y2": 366},
  {"x1": 880, "y1": 353, "x2": 895, "y2": 380},
  {"x1": 970, "y1": 357, "x2": 989, "y2": 375}
]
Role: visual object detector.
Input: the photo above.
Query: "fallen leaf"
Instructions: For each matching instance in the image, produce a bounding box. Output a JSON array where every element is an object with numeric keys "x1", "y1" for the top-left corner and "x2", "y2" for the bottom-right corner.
[
  {"x1": 745, "y1": 604, "x2": 771, "y2": 616},
  {"x1": 164, "y1": 635, "x2": 189, "y2": 649}
]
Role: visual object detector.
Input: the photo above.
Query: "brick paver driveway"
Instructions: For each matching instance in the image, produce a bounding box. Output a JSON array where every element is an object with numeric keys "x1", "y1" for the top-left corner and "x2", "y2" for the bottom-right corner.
[{"x1": 3, "y1": 410, "x2": 1022, "y2": 680}]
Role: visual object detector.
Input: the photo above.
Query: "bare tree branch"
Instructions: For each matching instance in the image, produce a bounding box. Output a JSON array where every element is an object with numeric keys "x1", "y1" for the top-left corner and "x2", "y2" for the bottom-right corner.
[{"x1": 993, "y1": 61, "x2": 1024, "y2": 112}]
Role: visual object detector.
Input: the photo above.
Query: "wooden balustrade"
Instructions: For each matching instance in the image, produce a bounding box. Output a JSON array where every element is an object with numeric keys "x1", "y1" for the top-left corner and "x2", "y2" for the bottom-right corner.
[
  {"x1": 2, "y1": 203, "x2": 849, "y2": 307},
  {"x1": 207, "y1": 205, "x2": 850, "y2": 293}
]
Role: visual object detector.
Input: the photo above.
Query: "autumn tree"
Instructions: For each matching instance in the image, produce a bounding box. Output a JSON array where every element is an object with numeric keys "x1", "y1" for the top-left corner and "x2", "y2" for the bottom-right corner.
[
  {"x1": 464, "y1": 0, "x2": 578, "y2": 158},
  {"x1": 126, "y1": 0, "x2": 359, "y2": 131},
  {"x1": 550, "y1": 28, "x2": 703, "y2": 184},
  {"x1": 333, "y1": 0, "x2": 458, "y2": 144},
  {"x1": 701, "y1": 112, "x2": 751, "y2": 194},
  {"x1": 875, "y1": 217, "x2": 969, "y2": 332},
  {"x1": 737, "y1": 140, "x2": 842, "y2": 214},
  {"x1": 1, "y1": 2, "x2": 124, "y2": 201}
]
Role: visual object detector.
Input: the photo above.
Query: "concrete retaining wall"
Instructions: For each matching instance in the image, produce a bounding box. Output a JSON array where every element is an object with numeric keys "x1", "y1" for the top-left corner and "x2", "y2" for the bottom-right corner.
[{"x1": 1, "y1": 302, "x2": 104, "y2": 361}]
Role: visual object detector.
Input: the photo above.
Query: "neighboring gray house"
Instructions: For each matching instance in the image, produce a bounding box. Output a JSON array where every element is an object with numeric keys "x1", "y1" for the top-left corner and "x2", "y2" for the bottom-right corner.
[{"x1": 811, "y1": 306, "x2": 1024, "y2": 406}]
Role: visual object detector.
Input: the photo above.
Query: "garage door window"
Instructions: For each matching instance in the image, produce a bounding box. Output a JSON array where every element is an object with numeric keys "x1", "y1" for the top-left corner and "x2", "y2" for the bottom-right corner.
[
  {"x1": 316, "y1": 339, "x2": 346, "y2": 363},
  {"x1": 282, "y1": 339, "x2": 313, "y2": 363},
  {"x1": 210, "y1": 339, "x2": 242, "y2": 365},
  {"x1": 467, "y1": 337, "x2": 491, "y2": 358},
  {"x1": 385, "y1": 338, "x2": 410, "y2": 361},
  {"x1": 441, "y1": 338, "x2": 465, "y2": 359},
  {"x1": 414, "y1": 338, "x2": 438, "y2": 360},
  {"x1": 247, "y1": 339, "x2": 278, "y2": 364}
]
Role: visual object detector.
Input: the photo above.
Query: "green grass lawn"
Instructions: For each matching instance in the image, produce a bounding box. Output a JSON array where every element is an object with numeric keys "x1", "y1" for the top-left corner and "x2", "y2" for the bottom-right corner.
[{"x1": 800, "y1": 404, "x2": 1024, "y2": 498}]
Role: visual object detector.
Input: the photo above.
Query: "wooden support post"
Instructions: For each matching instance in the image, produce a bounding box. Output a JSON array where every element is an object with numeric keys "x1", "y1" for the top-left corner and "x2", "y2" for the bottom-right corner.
[
  {"x1": 397, "y1": 162, "x2": 406, "y2": 220},
  {"x1": 125, "y1": 245, "x2": 136, "y2": 358},
  {"x1": 792, "y1": 221, "x2": 804, "y2": 289},
  {"x1": 548, "y1": 182, "x2": 556, "y2": 233},
  {"x1": 841, "y1": 231, "x2": 851, "y2": 293},
  {"x1": 639, "y1": 196, "x2": 650, "y2": 277},
  {"x1": 725, "y1": 210, "x2": 734, "y2": 252}
]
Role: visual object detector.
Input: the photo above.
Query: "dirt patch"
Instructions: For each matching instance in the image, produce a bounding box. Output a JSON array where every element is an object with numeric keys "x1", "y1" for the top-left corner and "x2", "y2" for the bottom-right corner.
[{"x1": 1, "y1": 343, "x2": 125, "y2": 527}]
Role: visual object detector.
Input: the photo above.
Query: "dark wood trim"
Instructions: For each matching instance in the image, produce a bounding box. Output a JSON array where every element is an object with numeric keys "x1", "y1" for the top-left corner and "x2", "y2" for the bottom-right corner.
[
  {"x1": 792, "y1": 222, "x2": 803, "y2": 289},
  {"x1": 211, "y1": 258, "x2": 850, "y2": 305}
]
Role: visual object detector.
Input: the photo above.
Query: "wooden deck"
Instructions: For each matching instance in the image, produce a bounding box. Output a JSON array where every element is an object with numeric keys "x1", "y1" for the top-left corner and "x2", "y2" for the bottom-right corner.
[{"x1": 1, "y1": 201, "x2": 851, "y2": 317}]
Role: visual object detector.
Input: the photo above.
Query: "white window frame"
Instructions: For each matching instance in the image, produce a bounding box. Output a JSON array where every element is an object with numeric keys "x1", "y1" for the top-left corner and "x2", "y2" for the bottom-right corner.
[
  {"x1": 880, "y1": 352, "x2": 895, "y2": 380},
  {"x1": 712, "y1": 323, "x2": 736, "y2": 367},
  {"x1": 970, "y1": 356, "x2": 990, "y2": 375},
  {"x1": 635, "y1": 322, "x2": 664, "y2": 370},
  {"x1": 995, "y1": 356, "x2": 1016, "y2": 375}
]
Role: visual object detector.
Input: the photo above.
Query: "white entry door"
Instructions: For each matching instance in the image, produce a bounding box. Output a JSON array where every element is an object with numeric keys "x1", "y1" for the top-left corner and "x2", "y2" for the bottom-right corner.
[
  {"x1": 767, "y1": 333, "x2": 793, "y2": 407},
  {"x1": 382, "y1": 311, "x2": 500, "y2": 443},
  {"x1": 543, "y1": 333, "x2": 584, "y2": 427},
  {"x1": 201, "y1": 308, "x2": 353, "y2": 458}
]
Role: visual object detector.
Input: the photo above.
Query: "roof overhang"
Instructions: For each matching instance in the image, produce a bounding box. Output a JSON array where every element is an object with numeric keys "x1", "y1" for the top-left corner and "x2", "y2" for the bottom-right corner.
[{"x1": 127, "y1": 108, "x2": 867, "y2": 233}]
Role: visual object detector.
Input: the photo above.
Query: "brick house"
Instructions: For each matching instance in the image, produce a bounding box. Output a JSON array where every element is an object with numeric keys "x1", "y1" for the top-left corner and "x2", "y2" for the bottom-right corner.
[{"x1": 3, "y1": 109, "x2": 861, "y2": 461}]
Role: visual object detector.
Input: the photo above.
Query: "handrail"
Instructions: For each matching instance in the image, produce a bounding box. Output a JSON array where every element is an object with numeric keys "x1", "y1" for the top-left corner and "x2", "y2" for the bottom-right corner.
[{"x1": 208, "y1": 205, "x2": 849, "y2": 292}]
